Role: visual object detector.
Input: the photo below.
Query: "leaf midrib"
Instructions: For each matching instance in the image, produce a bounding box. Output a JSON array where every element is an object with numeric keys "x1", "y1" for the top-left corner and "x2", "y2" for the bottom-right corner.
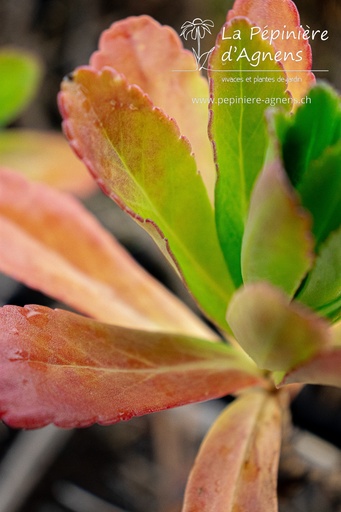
[{"x1": 12, "y1": 358, "x2": 244, "y2": 374}]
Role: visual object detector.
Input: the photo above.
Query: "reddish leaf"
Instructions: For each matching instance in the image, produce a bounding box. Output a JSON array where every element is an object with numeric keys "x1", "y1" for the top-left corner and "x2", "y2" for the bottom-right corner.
[
  {"x1": 0, "y1": 305, "x2": 264, "y2": 428},
  {"x1": 227, "y1": 0, "x2": 315, "y2": 102},
  {"x1": 227, "y1": 283, "x2": 330, "y2": 371},
  {"x1": 90, "y1": 16, "x2": 215, "y2": 200},
  {"x1": 0, "y1": 130, "x2": 95, "y2": 196},
  {"x1": 281, "y1": 347, "x2": 341, "y2": 388},
  {"x1": 182, "y1": 391, "x2": 281, "y2": 512},
  {"x1": 279, "y1": 320, "x2": 340, "y2": 387},
  {"x1": 0, "y1": 168, "x2": 213, "y2": 338}
]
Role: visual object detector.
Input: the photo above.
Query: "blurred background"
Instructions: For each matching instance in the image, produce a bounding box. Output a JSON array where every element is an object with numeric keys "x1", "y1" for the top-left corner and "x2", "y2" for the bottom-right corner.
[{"x1": 0, "y1": 1, "x2": 340, "y2": 511}]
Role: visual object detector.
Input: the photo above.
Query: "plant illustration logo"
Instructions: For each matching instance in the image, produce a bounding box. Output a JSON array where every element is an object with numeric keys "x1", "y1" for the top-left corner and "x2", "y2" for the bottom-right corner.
[{"x1": 180, "y1": 18, "x2": 215, "y2": 70}]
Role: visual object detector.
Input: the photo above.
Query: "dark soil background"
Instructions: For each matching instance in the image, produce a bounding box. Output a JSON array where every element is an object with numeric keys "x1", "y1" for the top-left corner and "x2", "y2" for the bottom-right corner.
[{"x1": 0, "y1": 1, "x2": 340, "y2": 511}]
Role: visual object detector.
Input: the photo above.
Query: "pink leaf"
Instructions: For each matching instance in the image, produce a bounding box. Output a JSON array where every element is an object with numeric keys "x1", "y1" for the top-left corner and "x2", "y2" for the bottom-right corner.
[
  {"x1": 281, "y1": 347, "x2": 341, "y2": 388},
  {"x1": 0, "y1": 168, "x2": 213, "y2": 338},
  {"x1": 182, "y1": 391, "x2": 281, "y2": 512},
  {"x1": 90, "y1": 16, "x2": 216, "y2": 201},
  {"x1": 0, "y1": 129, "x2": 95, "y2": 196},
  {"x1": 0, "y1": 305, "x2": 264, "y2": 428},
  {"x1": 227, "y1": 0, "x2": 315, "y2": 102},
  {"x1": 280, "y1": 322, "x2": 341, "y2": 387}
]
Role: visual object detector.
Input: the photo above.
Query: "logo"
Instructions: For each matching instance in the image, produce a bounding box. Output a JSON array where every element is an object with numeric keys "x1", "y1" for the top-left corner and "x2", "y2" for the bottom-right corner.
[
  {"x1": 180, "y1": 18, "x2": 215, "y2": 70},
  {"x1": 176, "y1": 18, "x2": 329, "y2": 74}
]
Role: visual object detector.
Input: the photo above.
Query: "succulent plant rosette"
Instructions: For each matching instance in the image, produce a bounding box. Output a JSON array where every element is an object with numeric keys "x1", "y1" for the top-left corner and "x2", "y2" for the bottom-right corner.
[{"x1": 0, "y1": 0, "x2": 340, "y2": 510}]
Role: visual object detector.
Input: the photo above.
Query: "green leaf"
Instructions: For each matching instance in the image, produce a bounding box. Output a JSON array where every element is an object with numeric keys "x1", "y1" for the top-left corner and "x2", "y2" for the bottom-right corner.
[
  {"x1": 208, "y1": 18, "x2": 290, "y2": 286},
  {"x1": 226, "y1": 283, "x2": 330, "y2": 371},
  {"x1": 241, "y1": 158, "x2": 314, "y2": 296},
  {"x1": 273, "y1": 83, "x2": 341, "y2": 188},
  {"x1": 182, "y1": 391, "x2": 281, "y2": 512},
  {"x1": 296, "y1": 142, "x2": 341, "y2": 246},
  {"x1": 0, "y1": 48, "x2": 42, "y2": 126},
  {"x1": 297, "y1": 226, "x2": 341, "y2": 322},
  {"x1": 270, "y1": 84, "x2": 341, "y2": 248},
  {"x1": 0, "y1": 305, "x2": 264, "y2": 428},
  {"x1": 59, "y1": 68, "x2": 235, "y2": 330}
]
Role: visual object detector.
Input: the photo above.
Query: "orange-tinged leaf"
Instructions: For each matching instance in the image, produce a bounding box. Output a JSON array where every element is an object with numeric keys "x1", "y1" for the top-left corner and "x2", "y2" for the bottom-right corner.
[
  {"x1": 332, "y1": 321, "x2": 341, "y2": 346},
  {"x1": 59, "y1": 67, "x2": 235, "y2": 331},
  {"x1": 90, "y1": 16, "x2": 215, "y2": 201},
  {"x1": 0, "y1": 305, "x2": 264, "y2": 428},
  {"x1": 182, "y1": 391, "x2": 281, "y2": 512},
  {"x1": 0, "y1": 168, "x2": 214, "y2": 338},
  {"x1": 227, "y1": 283, "x2": 330, "y2": 371},
  {"x1": 278, "y1": 320, "x2": 340, "y2": 387},
  {"x1": 0, "y1": 130, "x2": 95, "y2": 196},
  {"x1": 227, "y1": 0, "x2": 315, "y2": 102},
  {"x1": 280, "y1": 347, "x2": 341, "y2": 388}
]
